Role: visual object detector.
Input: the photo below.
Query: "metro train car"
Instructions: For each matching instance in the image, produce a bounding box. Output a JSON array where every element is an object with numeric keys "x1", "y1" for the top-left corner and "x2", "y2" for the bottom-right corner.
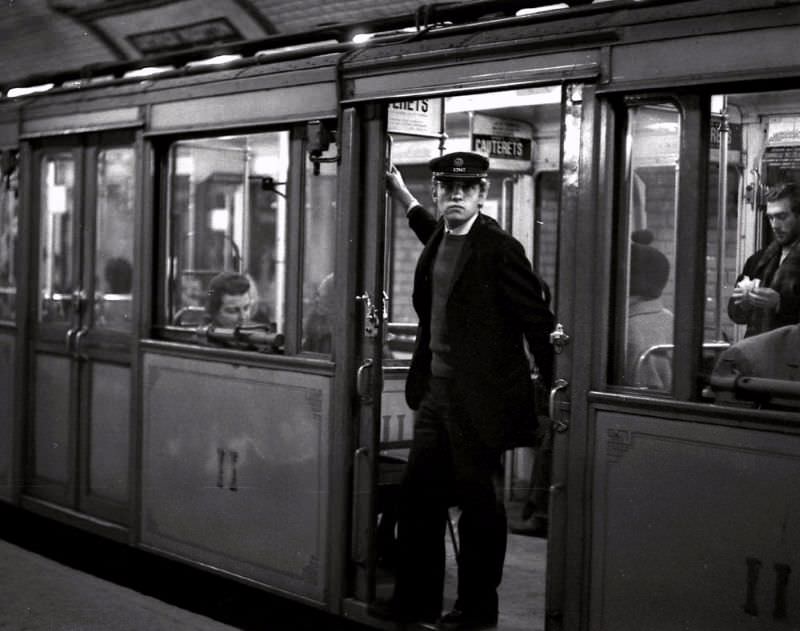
[{"x1": 1, "y1": 1, "x2": 800, "y2": 629}]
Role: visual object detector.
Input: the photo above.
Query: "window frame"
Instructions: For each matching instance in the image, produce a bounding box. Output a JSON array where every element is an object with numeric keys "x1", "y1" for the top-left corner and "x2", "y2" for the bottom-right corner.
[
  {"x1": 608, "y1": 93, "x2": 710, "y2": 401},
  {"x1": 151, "y1": 121, "x2": 337, "y2": 358}
]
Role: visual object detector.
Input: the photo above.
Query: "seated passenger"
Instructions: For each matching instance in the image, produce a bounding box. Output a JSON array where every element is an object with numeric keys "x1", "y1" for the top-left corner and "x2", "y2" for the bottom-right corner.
[
  {"x1": 179, "y1": 273, "x2": 205, "y2": 308},
  {"x1": 302, "y1": 272, "x2": 334, "y2": 353},
  {"x1": 207, "y1": 272, "x2": 254, "y2": 327},
  {"x1": 105, "y1": 257, "x2": 133, "y2": 295},
  {"x1": 98, "y1": 257, "x2": 133, "y2": 327},
  {"x1": 626, "y1": 229, "x2": 674, "y2": 389},
  {"x1": 712, "y1": 323, "x2": 800, "y2": 381}
]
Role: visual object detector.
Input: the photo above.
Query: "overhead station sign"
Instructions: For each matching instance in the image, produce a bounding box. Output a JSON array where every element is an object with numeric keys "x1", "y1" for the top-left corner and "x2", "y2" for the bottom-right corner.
[
  {"x1": 767, "y1": 116, "x2": 800, "y2": 145},
  {"x1": 388, "y1": 98, "x2": 443, "y2": 137},
  {"x1": 470, "y1": 113, "x2": 533, "y2": 172}
]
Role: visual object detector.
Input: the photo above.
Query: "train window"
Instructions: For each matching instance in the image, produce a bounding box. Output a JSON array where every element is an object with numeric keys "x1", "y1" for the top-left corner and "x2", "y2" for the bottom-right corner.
[
  {"x1": 611, "y1": 102, "x2": 679, "y2": 392},
  {"x1": 166, "y1": 131, "x2": 289, "y2": 341},
  {"x1": 300, "y1": 141, "x2": 337, "y2": 355},
  {"x1": 39, "y1": 153, "x2": 76, "y2": 324},
  {"x1": 0, "y1": 150, "x2": 17, "y2": 322},
  {"x1": 704, "y1": 89, "x2": 800, "y2": 406},
  {"x1": 94, "y1": 147, "x2": 135, "y2": 332}
]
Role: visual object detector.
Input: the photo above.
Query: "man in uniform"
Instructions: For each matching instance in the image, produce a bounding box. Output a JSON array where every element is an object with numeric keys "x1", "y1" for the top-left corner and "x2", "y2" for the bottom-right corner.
[{"x1": 373, "y1": 152, "x2": 554, "y2": 629}]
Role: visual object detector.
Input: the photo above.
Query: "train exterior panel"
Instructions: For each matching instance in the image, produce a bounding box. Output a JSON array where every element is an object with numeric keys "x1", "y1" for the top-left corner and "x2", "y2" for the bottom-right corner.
[
  {"x1": 141, "y1": 352, "x2": 332, "y2": 604},
  {"x1": 0, "y1": 1, "x2": 799, "y2": 630},
  {"x1": 591, "y1": 407, "x2": 800, "y2": 630}
]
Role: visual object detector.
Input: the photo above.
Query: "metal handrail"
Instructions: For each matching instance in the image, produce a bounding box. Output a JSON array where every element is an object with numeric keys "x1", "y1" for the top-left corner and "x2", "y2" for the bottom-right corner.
[
  {"x1": 710, "y1": 373, "x2": 800, "y2": 401},
  {"x1": 203, "y1": 323, "x2": 284, "y2": 353},
  {"x1": 634, "y1": 341, "x2": 731, "y2": 377},
  {"x1": 385, "y1": 321, "x2": 417, "y2": 353}
]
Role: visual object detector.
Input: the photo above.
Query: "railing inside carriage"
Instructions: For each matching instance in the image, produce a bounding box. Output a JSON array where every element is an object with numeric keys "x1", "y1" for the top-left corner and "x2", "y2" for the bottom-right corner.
[{"x1": 710, "y1": 373, "x2": 800, "y2": 410}]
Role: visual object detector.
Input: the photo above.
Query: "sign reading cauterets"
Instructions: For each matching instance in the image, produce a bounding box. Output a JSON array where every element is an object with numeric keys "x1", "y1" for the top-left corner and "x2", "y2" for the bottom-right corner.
[
  {"x1": 470, "y1": 112, "x2": 533, "y2": 172},
  {"x1": 387, "y1": 98, "x2": 443, "y2": 137}
]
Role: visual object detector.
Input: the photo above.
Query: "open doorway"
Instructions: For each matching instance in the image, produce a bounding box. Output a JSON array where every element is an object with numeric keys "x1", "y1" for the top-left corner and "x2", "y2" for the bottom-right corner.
[{"x1": 375, "y1": 85, "x2": 565, "y2": 631}]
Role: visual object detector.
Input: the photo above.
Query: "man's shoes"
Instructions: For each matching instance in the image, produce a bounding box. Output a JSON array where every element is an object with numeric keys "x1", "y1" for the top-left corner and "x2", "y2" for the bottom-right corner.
[
  {"x1": 437, "y1": 608, "x2": 498, "y2": 630},
  {"x1": 368, "y1": 598, "x2": 440, "y2": 625}
]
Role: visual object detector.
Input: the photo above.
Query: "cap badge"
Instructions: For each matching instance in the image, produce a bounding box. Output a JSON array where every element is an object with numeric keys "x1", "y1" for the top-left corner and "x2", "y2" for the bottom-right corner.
[{"x1": 454, "y1": 157, "x2": 464, "y2": 167}]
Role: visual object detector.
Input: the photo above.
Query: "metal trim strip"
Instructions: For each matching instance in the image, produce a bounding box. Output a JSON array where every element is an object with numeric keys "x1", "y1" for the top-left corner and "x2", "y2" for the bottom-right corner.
[
  {"x1": 20, "y1": 108, "x2": 142, "y2": 138},
  {"x1": 148, "y1": 82, "x2": 337, "y2": 133},
  {"x1": 343, "y1": 60, "x2": 601, "y2": 104}
]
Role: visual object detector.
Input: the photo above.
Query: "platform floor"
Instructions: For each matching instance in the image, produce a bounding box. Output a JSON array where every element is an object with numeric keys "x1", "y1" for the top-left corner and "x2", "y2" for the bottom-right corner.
[
  {"x1": 0, "y1": 503, "x2": 546, "y2": 631},
  {"x1": 0, "y1": 538, "x2": 243, "y2": 631},
  {"x1": 0, "y1": 504, "x2": 366, "y2": 631}
]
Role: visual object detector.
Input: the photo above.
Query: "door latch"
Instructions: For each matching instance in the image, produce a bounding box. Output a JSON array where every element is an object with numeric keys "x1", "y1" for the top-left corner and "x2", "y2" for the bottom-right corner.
[
  {"x1": 356, "y1": 292, "x2": 380, "y2": 338},
  {"x1": 549, "y1": 323, "x2": 571, "y2": 354}
]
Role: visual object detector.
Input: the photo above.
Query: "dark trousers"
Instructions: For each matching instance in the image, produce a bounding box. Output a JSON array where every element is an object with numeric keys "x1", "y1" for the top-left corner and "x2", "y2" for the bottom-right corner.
[{"x1": 393, "y1": 376, "x2": 507, "y2": 617}]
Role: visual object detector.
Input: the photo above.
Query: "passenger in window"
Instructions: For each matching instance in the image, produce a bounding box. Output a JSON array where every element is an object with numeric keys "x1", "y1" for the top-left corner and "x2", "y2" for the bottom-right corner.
[
  {"x1": 302, "y1": 272, "x2": 334, "y2": 353},
  {"x1": 104, "y1": 257, "x2": 132, "y2": 295},
  {"x1": 179, "y1": 273, "x2": 204, "y2": 308},
  {"x1": 373, "y1": 153, "x2": 555, "y2": 629},
  {"x1": 206, "y1": 272, "x2": 254, "y2": 327},
  {"x1": 712, "y1": 323, "x2": 800, "y2": 381},
  {"x1": 729, "y1": 182, "x2": 800, "y2": 337},
  {"x1": 170, "y1": 273, "x2": 207, "y2": 327},
  {"x1": 97, "y1": 257, "x2": 133, "y2": 327},
  {"x1": 626, "y1": 229, "x2": 674, "y2": 390}
]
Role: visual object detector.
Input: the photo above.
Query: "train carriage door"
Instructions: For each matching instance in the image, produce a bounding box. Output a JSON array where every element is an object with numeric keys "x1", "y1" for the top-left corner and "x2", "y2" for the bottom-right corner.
[
  {"x1": 26, "y1": 130, "x2": 136, "y2": 529},
  {"x1": 347, "y1": 84, "x2": 593, "y2": 631}
]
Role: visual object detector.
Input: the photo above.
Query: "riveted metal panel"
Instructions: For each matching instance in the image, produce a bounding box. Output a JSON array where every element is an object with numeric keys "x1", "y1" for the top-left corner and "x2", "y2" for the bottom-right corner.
[
  {"x1": 149, "y1": 82, "x2": 337, "y2": 133},
  {"x1": 591, "y1": 410, "x2": 800, "y2": 630},
  {"x1": 31, "y1": 354, "x2": 72, "y2": 502},
  {"x1": 87, "y1": 363, "x2": 130, "y2": 505},
  {"x1": 141, "y1": 352, "x2": 331, "y2": 604}
]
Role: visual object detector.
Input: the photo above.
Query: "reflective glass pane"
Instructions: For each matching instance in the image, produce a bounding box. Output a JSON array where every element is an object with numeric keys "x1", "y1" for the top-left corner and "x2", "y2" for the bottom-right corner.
[
  {"x1": 39, "y1": 153, "x2": 75, "y2": 324},
  {"x1": 94, "y1": 147, "x2": 135, "y2": 332},
  {"x1": 0, "y1": 152, "x2": 18, "y2": 322},
  {"x1": 301, "y1": 142, "x2": 337, "y2": 354},
  {"x1": 612, "y1": 103, "x2": 679, "y2": 391},
  {"x1": 167, "y1": 132, "x2": 288, "y2": 336}
]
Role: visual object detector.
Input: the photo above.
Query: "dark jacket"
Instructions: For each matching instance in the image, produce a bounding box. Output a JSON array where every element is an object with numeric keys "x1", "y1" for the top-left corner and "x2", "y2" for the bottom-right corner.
[
  {"x1": 728, "y1": 240, "x2": 800, "y2": 337},
  {"x1": 713, "y1": 324, "x2": 800, "y2": 381},
  {"x1": 406, "y1": 206, "x2": 555, "y2": 451}
]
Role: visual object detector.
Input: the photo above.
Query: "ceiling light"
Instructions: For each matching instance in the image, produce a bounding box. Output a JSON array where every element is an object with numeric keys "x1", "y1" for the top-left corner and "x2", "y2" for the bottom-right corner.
[{"x1": 7, "y1": 83, "x2": 54, "y2": 98}]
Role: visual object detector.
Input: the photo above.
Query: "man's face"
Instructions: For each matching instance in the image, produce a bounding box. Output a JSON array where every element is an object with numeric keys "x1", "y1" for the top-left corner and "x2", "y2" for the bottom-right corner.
[
  {"x1": 181, "y1": 277, "x2": 203, "y2": 306},
  {"x1": 215, "y1": 292, "x2": 252, "y2": 327},
  {"x1": 766, "y1": 197, "x2": 800, "y2": 246},
  {"x1": 432, "y1": 178, "x2": 488, "y2": 230}
]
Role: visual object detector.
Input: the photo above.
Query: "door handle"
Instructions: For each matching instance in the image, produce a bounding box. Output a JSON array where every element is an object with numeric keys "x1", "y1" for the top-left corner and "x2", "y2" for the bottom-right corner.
[
  {"x1": 356, "y1": 359, "x2": 373, "y2": 403},
  {"x1": 65, "y1": 327, "x2": 77, "y2": 354},
  {"x1": 549, "y1": 378, "x2": 569, "y2": 432},
  {"x1": 74, "y1": 326, "x2": 89, "y2": 361}
]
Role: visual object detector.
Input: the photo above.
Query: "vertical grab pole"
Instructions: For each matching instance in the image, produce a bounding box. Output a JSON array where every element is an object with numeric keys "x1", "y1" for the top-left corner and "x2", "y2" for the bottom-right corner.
[{"x1": 715, "y1": 96, "x2": 729, "y2": 341}]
